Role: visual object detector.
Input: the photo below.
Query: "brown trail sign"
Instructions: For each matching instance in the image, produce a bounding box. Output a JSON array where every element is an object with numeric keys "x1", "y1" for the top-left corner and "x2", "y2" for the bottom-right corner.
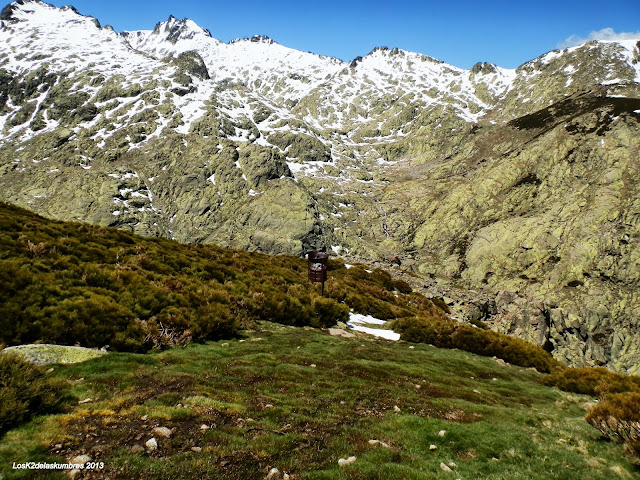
[{"x1": 307, "y1": 251, "x2": 328, "y2": 296}]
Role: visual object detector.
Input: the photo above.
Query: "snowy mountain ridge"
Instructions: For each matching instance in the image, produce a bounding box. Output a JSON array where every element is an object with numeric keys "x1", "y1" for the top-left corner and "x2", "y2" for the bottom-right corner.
[{"x1": 2, "y1": 0, "x2": 640, "y2": 372}]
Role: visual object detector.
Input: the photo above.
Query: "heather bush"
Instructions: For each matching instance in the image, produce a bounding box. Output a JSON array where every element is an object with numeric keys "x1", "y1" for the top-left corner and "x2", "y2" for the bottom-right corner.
[
  {"x1": 586, "y1": 393, "x2": 640, "y2": 460},
  {"x1": 542, "y1": 367, "x2": 640, "y2": 396},
  {"x1": 393, "y1": 316, "x2": 558, "y2": 372},
  {"x1": 393, "y1": 317, "x2": 455, "y2": 348},
  {"x1": 311, "y1": 296, "x2": 349, "y2": 327},
  {"x1": 0, "y1": 202, "x2": 445, "y2": 352},
  {"x1": 0, "y1": 352, "x2": 68, "y2": 434},
  {"x1": 391, "y1": 279, "x2": 412, "y2": 294}
]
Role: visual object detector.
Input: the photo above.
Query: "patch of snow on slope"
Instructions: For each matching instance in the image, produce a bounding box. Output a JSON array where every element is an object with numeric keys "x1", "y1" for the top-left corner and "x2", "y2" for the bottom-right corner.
[{"x1": 347, "y1": 313, "x2": 400, "y2": 340}]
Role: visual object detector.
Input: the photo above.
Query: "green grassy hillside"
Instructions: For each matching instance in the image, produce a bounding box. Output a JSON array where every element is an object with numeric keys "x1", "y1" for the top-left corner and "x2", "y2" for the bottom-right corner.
[
  {"x1": 1, "y1": 324, "x2": 639, "y2": 479},
  {"x1": 0, "y1": 202, "x2": 445, "y2": 352},
  {"x1": 1, "y1": 202, "x2": 640, "y2": 478}
]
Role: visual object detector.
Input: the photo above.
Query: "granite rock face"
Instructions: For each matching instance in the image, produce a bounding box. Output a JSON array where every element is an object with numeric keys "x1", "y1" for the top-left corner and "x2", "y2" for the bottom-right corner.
[{"x1": 1, "y1": 1, "x2": 639, "y2": 371}]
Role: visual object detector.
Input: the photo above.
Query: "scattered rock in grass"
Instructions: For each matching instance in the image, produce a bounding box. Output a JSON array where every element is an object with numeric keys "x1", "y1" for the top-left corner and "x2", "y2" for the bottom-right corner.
[
  {"x1": 440, "y1": 462, "x2": 453, "y2": 472},
  {"x1": 430, "y1": 444, "x2": 438, "y2": 450},
  {"x1": 394, "y1": 405, "x2": 401, "y2": 412},
  {"x1": 145, "y1": 438, "x2": 158, "y2": 451},
  {"x1": 239, "y1": 340, "x2": 245, "y2": 343},
  {"x1": 152, "y1": 426, "x2": 172, "y2": 438},
  {"x1": 250, "y1": 337, "x2": 263, "y2": 342},
  {"x1": 310, "y1": 364, "x2": 317, "y2": 368},
  {"x1": 495, "y1": 358, "x2": 509, "y2": 367},
  {"x1": 265, "y1": 467, "x2": 282, "y2": 479},
  {"x1": 78, "y1": 398, "x2": 92, "y2": 404},
  {"x1": 328, "y1": 328, "x2": 355, "y2": 338},
  {"x1": 54, "y1": 443, "x2": 63, "y2": 450},
  {"x1": 70, "y1": 454, "x2": 91, "y2": 465},
  {"x1": 448, "y1": 461, "x2": 457, "y2": 468},
  {"x1": 273, "y1": 424, "x2": 292, "y2": 434},
  {"x1": 415, "y1": 384, "x2": 421, "y2": 389},
  {"x1": 141, "y1": 415, "x2": 148, "y2": 421},
  {"x1": 409, "y1": 346, "x2": 415, "y2": 349},
  {"x1": 200, "y1": 424, "x2": 210, "y2": 431},
  {"x1": 438, "y1": 430, "x2": 447, "y2": 437},
  {"x1": 191, "y1": 446, "x2": 202, "y2": 452},
  {"x1": 473, "y1": 389, "x2": 481, "y2": 394},
  {"x1": 368, "y1": 439, "x2": 390, "y2": 448},
  {"x1": 221, "y1": 343, "x2": 229, "y2": 347},
  {"x1": 338, "y1": 456, "x2": 357, "y2": 467},
  {"x1": 264, "y1": 404, "x2": 274, "y2": 409},
  {"x1": 68, "y1": 469, "x2": 81, "y2": 479},
  {"x1": 131, "y1": 444, "x2": 145, "y2": 454}
]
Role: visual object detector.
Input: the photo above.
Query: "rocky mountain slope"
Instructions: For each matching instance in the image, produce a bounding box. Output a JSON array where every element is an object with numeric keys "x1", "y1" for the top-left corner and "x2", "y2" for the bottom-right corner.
[{"x1": 0, "y1": 0, "x2": 639, "y2": 372}]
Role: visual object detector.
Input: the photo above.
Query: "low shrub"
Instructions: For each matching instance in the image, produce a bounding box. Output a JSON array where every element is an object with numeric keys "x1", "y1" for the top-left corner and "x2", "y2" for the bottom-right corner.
[
  {"x1": 586, "y1": 392, "x2": 640, "y2": 460},
  {"x1": 393, "y1": 317, "x2": 558, "y2": 372},
  {"x1": 0, "y1": 202, "x2": 447, "y2": 352},
  {"x1": 311, "y1": 296, "x2": 349, "y2": 328},
  {"x1": 542, "y1": 367, "x2": 640, "y2": 396},
  {"x1": 0, "y1": 352, "x2": 68, "y2": 434},
  {"x1": 393, "y1": 317, "x2": 455, "y2": 349},
  {"x1": 391, "y1": 279, "x2": 412, "y2": 294}
]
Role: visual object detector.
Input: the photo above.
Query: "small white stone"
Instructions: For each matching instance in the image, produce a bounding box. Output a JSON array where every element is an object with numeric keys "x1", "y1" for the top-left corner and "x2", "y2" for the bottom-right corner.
[
  {"x1": 70, "y1": 454, "x2": 91, "y2": 465},
  {"x1": 191, "y1": 446, "x2": 202, "y2": 452},
  {"x1": 440, "y1": 462, "x2": 453, "y2": 472},
  {"x1": 429, "y1": 444, "x2": 437, "y2": 450},
  {"x1": 409, "y1": 346, "x2": 415, "y2": 349},
  {"x1": 448, "y1": 461, "x2": 458, "y2": 468},
  {"x1": 368, "y1": 439, "x2": 390, "y2": 448},
  {"x1": 265, "y1": 467, "x2": 280, "y2": 479},
  {"x1": 310, "y1": 364, "x2": 317, "y2": 368},
  {"x1": 68, "y1": 469, "x2": 81, "y2": 479},
  {"x1": 438, "y1": 430, "x2": 447, "y2": 437},
  {"x1": 141, "y1": 415, "x2": 148, "y2": 421},
  {"x1": 78, "y1": 398, "x2": 92, "y2": 404},
  {"x1": 145, "y1": 438, "x2": 158, "y2": 451},
  {"x1": 152, "y1": 426, "x2": 172, "y2": 438},
  {"x1": 338, "y1": 456, "x2": 357, "y2": 467},
  {"x1": 221, "y1": 343, "x2": 229, "y2": 347},
  {"x1": 393, "y1": 405, "x2": 401, "y2": 412},
  {"x1": 200, "y1": 424, "x2": 210, "y2": 431}
]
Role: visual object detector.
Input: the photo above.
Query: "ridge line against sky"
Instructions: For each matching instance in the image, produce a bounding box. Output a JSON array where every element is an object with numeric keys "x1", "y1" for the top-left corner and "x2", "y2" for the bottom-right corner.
[{"x1": 42, "y1": 0, "x2": 640, "y2": 69}]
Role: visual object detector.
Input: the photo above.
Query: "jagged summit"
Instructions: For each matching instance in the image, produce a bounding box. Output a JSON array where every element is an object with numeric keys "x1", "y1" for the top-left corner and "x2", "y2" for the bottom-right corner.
[
  {"x1": 1, "y1": 0, "x2": 640, "y2": 373},
  {"x1": 150, "y1": 15, "x2": 212, "y2": 43},
  {"x1": 229, "y1": 34, "x2": 275, "y2": 45}
]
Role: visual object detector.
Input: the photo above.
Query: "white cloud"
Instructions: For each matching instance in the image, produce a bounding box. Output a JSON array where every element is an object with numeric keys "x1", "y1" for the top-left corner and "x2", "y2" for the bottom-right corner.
[{"x1": 558, "y1": 28, "x2": 640, "y2": 49}]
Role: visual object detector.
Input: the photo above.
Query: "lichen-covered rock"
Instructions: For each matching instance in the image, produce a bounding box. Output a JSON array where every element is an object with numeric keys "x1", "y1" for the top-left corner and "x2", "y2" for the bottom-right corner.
[
  {"x1": 2, "y1": 344, "x2": 107, "y2": 365},
  {"x1": 268, "y1": 132, "x2": 331, "y2": 163}
]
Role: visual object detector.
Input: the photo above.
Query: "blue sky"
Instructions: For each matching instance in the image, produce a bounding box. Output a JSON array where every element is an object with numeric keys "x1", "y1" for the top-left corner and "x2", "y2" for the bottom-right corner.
[{"x1": 46, "y1": 0, "x2": 640, "y2": 69}]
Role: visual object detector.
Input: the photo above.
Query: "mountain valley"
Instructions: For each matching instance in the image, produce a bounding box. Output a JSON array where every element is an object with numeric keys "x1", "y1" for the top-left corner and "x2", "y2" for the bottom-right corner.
[{"x1": 0, "y1": 0, "x2": 639, "y2": 372}]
